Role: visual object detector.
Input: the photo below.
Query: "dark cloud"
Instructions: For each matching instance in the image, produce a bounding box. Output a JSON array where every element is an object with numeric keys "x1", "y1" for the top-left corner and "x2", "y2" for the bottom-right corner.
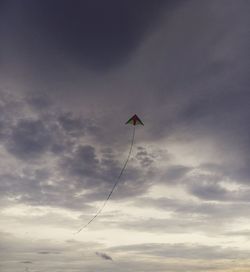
[
  {"x1": 58, "y1": 112, "x2": 86, "y2": 137},
  {"x1": 0, "y1": 90, "x2": 104, "y2": 160},
  {"x1": 189, "y1": 182, "x2": 230, "y2": 201},
  {"x1": 191, "y1": 184, "x2": 250, "y2": 203},
  {"x1": 2, "y1": 0, "x2": 176, "y2": 71},
  {"x1": 0, "y1": 93, "x2": 154, "y2": 210},
  {"x1": 0, "y1": 81, "x2": 249, "y2": 215},
  {"x1": 60, "y1": 143, "x2": 152, "y2": 202},
  {"x1": 26, "y1": 93, "x2": 52, "y2": 111},
  {"x1": 96, "y1": 251, "x2": 113, "y2": 261},
  {"x1": 0, "y1": 94, "x2": 155, "y2": 212},
  {"x1": 130, "y1": 1, "x2": 250, "y2": 162},
  {"x1": 6, "y1": 119, "x2": 52, "y2": 159},
  {"x1": 60, "y1": 145, "x2": 102, "y2": 188}
]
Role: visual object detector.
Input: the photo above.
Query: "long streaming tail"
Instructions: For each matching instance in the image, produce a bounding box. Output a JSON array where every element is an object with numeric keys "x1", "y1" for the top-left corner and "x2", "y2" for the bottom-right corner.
[{"x1": 76, "y1": 126, "x2": 136, "y2": 233}]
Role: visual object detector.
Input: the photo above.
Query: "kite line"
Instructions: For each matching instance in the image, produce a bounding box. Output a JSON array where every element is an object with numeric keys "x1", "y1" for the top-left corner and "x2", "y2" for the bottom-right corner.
[
  {"x1": 76, "y1": 115, "x2": 143, "y2": 233},
  {"x1": 76, "y1": 126, "x2": 135, "y2": 233}
]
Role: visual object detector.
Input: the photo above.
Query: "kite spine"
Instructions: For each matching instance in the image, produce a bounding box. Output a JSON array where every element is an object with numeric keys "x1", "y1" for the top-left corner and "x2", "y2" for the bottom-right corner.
[{"x1": 76, "y1": 126, "x2": 136, "y2": 233}]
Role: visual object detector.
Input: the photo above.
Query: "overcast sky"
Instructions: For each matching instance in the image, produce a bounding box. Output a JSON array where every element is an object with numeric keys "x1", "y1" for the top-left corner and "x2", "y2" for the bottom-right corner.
[{"x1": 0, "y1": 1, "x2": 250, "y2": 271}]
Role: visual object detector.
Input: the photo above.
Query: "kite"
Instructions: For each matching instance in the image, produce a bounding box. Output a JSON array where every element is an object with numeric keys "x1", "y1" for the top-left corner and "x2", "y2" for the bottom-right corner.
[
  {"x1": 125, "y1": 114, "x2": 144, "y2": 126},
  {"x1": 76, "y1": 114, "x2": 144, "y2": 233}
]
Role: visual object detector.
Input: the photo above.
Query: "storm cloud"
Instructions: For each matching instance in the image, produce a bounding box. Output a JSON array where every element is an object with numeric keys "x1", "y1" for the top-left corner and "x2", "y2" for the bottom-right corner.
[{"x1": 0, "y1": 0, "x2": 174, "y2": 70}]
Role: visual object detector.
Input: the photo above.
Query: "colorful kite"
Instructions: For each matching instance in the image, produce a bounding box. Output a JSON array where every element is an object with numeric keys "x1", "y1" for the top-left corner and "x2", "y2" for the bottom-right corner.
[{"x1": 76, "y1": 114, "x2": 144, "y2": 233}]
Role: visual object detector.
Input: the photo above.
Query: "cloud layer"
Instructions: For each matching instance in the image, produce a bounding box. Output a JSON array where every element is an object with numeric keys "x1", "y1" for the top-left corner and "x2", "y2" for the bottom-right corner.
[{"x1": 0, "y1": 1, "x2": 250, "y2": 271}]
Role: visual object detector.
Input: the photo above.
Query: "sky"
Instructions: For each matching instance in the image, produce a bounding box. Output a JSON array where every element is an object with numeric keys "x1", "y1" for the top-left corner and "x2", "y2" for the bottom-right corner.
[{"x1": 0, "y1": 0, "x2": 250, "y2": 271}]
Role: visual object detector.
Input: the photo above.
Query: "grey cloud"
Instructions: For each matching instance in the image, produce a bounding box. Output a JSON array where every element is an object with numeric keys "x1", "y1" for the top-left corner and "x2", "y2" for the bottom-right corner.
[
  {"x1": 58, "y1": 112, "x2": 87, "y2": 137},
  {"x1": 135, "y1": 196, "x2": 250, "y2": 219},
  {"x1": 137, "y1": 1, "x2": 250, "y2": 164},
  {"x1": 114, "y1": 215, "x2": 224, "y2": 235},
  {"x1": 96, "y1": 251, "x2": 113, "y2": 261},
  {"x1": 0, "y1": 232, "x2": 249, "y2": 272},
  {"x1": 0, "y1": 92, "x2": 153, "y2": 210},
  {"x1": 111, "y1": 243, "x2": 250, "y2": 260},
  {"x1": 0, "y1": 231, "x2": 62, "y2": 254},
  {"x1": 126, "y1": 196, "x2": 250, "y2": 235},
  {"x1": 0, "y1": 91, "x2": 25, "y2": 136},
  {"x1": 2, "y1": 1, "x2": 248, "y2": 179},
  {"x1": 189, "y1": 182, "x2": 230, "y2": 201},
  {"x1": 0, "y1": 89, "x2": 102, "y2": 159},
  {"x1": 0, "y1": 126, "x2": 150, "y2": 211},
  {"x1": 187, "y1": 179, "x2": 250, "y2": 202},
  {"x1": 0, "y1": 231, "x2": 106, "y2": 272},
  {"x1": 209, "y1": 163, "x2": 250, "y2": 186},
  {"x1": 136, "y1": 146, "x2": 155, "y2": 167},
  {"x1": 0, "y1": 93, "x2": 118, "y2": 209},
  {"x1": 6, "y1": 119, "x2": 52, "y2": 160},
  {"x1": 1, "y1": 86, "x2": 249, "y2": 214},
  {"x1": 61, "y1": 145, "x2": 100, "y2": 186},
  {"x1": 37, "y1": 251, "x2": 60, "y2": 255},
  {"x1": 0, "y1": 172, "x2": 91, "y2": 211},
  {"x1": 26, "y1": 93, "x2": 52, "y2": 111},
  {"x1": 1, "y1": 0, "x2": 175, "y2": 71},
  {"x1": 0, "y1": 121, "x2": 5, "y2": 139},
  {"x1": 163, "y1": 165, "x2": 191, "y2": 183},
  {"x1": 60, "y1": 143, "x2": 152, "y2": 201},
  {"x1": 74, "y1": 145, "x2": 99, "y2": 166},
  {"x1": 225, "y1": 230, "x2": 250, "y2": 238}
]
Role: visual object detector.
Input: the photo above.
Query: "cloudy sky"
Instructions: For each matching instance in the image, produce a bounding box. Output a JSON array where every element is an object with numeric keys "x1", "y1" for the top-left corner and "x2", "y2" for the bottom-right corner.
[{"x1": 0, "y1": 1, "x2": 250, "y2": 271}]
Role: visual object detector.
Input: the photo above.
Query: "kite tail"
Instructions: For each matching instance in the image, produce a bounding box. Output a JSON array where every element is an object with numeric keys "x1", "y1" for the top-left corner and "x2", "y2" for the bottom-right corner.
[{"x1": 76, "y1": 126, "x2": 136, "y2": 233}]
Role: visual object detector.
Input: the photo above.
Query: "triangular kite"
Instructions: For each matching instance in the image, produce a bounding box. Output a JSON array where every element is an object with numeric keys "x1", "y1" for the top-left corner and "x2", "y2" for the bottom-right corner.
[{"x1": 126, "y1": 114, "x2": 144, "y2": 126}]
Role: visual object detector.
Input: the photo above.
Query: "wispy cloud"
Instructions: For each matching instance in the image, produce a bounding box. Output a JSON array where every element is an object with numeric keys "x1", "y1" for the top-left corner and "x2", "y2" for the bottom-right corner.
[{"x1": 96, "y1": 251, "x2": 113, "y2": 261}]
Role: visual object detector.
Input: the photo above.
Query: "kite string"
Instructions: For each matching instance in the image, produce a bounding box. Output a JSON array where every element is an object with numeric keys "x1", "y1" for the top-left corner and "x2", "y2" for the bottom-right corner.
[{"x1": 76, "y1": 126, "x2": 136, "y2": 233}]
